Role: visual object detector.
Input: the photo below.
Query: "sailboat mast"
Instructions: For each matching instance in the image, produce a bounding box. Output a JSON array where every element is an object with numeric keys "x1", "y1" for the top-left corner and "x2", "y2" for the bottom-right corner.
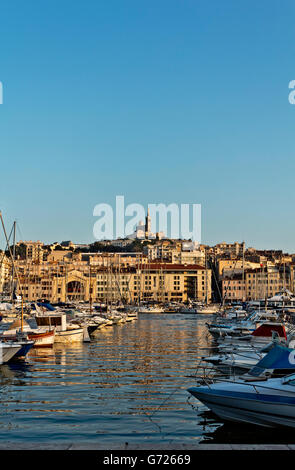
[
  {"x1": 205, "y1": 247, "x2": 208, "y2": 305},
  {"x1": 21, "y1": 294, "x2": 24, "y2": 332},
  {"x1": 89, "y1": 263, "x2": 92, "y2": 314},
  {"x1": 11, "y1": 221, "x2": 16, "y2": 303},
  {"x1": 0, "y1": 212, "x2": 24, "y2": 325},
  {"x1": 242, "y1": 241, "x2": 245, "y2": 302}
]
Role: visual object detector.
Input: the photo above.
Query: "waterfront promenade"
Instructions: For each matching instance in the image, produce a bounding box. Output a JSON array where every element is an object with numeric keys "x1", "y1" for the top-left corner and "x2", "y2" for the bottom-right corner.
[{"x1": 0, "y1": 442, "x2": 292, "y2": 450}]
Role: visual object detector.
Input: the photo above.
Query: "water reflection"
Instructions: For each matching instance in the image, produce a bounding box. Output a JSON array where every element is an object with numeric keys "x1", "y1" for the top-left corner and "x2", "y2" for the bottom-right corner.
[
  {"x1": 0, "y1": 314, "x2": 215, "y2": 442},
  {"x1": 199, "y1": 409, "x2": 293, "y2": 444},
  {"x1": 0, "y1": 313, "x2": 286, "y2": 444}
]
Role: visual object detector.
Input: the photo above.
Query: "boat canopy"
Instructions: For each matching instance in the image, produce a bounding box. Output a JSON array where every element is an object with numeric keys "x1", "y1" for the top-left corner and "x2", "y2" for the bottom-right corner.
[
  {"x1": 37, "y1": 302, "x2": 55, "y2": 311},
  {"x1": 249, "y1": 345, "x2": 295, "y2": 377},
  {"x1": 251, "y1": 323, "x2": 287, "y2": 340}
]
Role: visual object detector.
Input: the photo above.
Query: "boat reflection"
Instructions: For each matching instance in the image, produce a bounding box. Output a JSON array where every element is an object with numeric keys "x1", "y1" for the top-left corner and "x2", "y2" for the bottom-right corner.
[{"x1": 198, "y1": 408, "x2": 293, "y2": 444}]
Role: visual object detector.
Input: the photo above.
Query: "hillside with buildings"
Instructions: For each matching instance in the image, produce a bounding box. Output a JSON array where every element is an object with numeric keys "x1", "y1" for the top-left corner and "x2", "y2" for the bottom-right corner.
[{"x1": 1, "y1": 237, "x2": 294, "y2": 305}]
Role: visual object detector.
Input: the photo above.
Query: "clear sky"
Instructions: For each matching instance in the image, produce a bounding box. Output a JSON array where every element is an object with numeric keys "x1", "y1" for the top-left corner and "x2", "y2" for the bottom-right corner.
[{"x1": 0, "y1": 0, "x2": 295, "y2": 251}]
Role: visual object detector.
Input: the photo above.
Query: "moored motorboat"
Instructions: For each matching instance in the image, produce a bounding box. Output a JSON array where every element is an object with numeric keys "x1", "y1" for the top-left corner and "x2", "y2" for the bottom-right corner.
[
  {"x1": 137, "y1": 305, "x2": 164, "y2": 314},
  {"x1": 54, "y1": 326, "x2": 84, "y2": 343},
  {"x1": 208, "y1": 310, "x2": 280, "y2": 338},
  {"x1": 9, "y1": 339, "x2": 34, "y2": 358},
  {"x1": 217, "y1": 323, "x2": 288, "y2": 348},
  {"x1": 219, "y1": 305, "x2": 248, "y2": 320},
  {"x1": 197, "y1": 304, "x2": 221, "y2": 314},
  {"x1": 179, "y1": 306, "x2": 198, "y2": 314},
  {"x1": 27, "y1": 330, "x2": 55, "y2": 347},
  {"x1": 0, "y1": 319, "x2": 55, "y2": 348},
  {"x1": 188, "y1": 345, "x2": 295, "y2": 428},
  {"x1": 0, "y1": 341, "x2": 22, "y2": 363},
  {"x1": 202, "y1": 340, "x2": 292, "y2": 375},
  {"x1": 34, "y1": 312, "x2": 84, "y2": 343}
]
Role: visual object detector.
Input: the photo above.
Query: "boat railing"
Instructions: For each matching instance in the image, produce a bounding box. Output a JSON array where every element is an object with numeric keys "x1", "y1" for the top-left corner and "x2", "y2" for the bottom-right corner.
[
  {"x1": 208, "y1": 375, "x2": 295, "y2": 396},
  {"x1": 287, "y1": 324, "x2": 295, "y2": 339},
  {"x1": 194, "y1": 353, "x2": 247, "y2": 388},
  {"x1": 225, "y1": 350, "x2": 263, "y2": 361},
  {"x1": 223, "y1": 341, "x2": 262, "y2": 350}
]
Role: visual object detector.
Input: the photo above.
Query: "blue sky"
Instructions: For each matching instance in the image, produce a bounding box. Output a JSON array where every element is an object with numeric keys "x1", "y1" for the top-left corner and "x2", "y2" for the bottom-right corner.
[{"x1": 0, "y1": 0, "x2": 295, "y2": 251}]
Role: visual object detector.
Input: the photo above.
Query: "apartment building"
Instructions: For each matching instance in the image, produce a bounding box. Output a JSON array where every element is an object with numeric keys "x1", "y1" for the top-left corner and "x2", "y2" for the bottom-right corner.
[
  {"x1": 222, "y1": 273, "x2": 246, "y2": 301},
  {"x1": 17, "y1": 240, "x2": 44, "y2": 262},
  {"x1": 15, "y1": 261, "x2": 212, "y2": 304},
  {"x1": 143, "y1": 240, "x2": 205, "y2": 266},
  {"x1": 213, "y1": 241, "x2": 245, "y2": 258},
  {"x1": 222, "y1": 266, "x2": 291, "y2": 301},
  {"x1": 0, "y1": 254, "x2": 11, "y2": 293},
  {"x1": 217, "y1": 259, "x2": 260, "y2": 280}
]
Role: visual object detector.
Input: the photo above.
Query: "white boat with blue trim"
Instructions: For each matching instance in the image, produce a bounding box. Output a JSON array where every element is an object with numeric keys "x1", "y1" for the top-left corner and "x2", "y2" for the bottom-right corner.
[{"x1": 188, "y1": 345, "x2": 295, "y2": 428}]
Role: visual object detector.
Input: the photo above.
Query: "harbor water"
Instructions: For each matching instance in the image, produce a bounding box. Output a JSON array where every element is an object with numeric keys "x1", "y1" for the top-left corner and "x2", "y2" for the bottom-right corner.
[{"x1": 0, "y1": 313, "x2": 294, "y2": 445}]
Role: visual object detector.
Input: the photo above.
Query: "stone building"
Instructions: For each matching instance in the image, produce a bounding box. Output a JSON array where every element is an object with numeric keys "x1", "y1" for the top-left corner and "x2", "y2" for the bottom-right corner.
[
  {"x1": 222, "y1": 265, "x2": 291, "y2": 301},
  {"x1": 15, "y1": 260, "x2": 212, "y2": 304}
]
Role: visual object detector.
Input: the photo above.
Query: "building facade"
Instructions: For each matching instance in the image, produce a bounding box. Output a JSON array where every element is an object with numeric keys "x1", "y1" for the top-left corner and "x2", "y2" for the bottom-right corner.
[
  {"x1": 14, "y1": 260, "x2": 212, "y2": 304},
  {"x1": 222, "y1": 266, "x2": 291, "y2": 301}
]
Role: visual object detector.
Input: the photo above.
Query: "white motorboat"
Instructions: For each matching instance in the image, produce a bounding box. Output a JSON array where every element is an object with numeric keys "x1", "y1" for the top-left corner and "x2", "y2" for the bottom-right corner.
[
  {"x1": 0, "y1": 342, "x2": 22, "y2": 363},
  {"x1": 27, "y1": 330, "x2": 55, "y2": 347},
  {"x1": 202, "y1": 335, "x2": 284, "y2": 372},
  {"x1": 220, "y1": 305, "x2": 248, "y2": 320},
  {"x1": 125, "y1": 310, "x2": 138, "y2": 320},
  {"x1": 34, "y1": 312, "x2": 84, "y2": 343},
  {"x1": 92, "y1": 317, "x2": 113, "y2": 328},
  {"x1": 101, "y1": 310, "x2": 126, "y2": 324},
  {"x1": 197, "y1": 304, "x2": 221, "y2": 314},
  {"x1": 137, "y1": 305, "x2": 164, "y2": 314},
  {"x1": 216, "y1": 323, "x2": 288, "y2": 349},
  {"x1": 188, "y1": 345, "x2": 295, "y2": 428},
  {"x1": 178, "y1": 306, "x2": 198, "y2": 314},
  {"x1": 208, "y1": 310, "x2": 279, "y2": 337},
  {"x1": 54, "y1": 326, "x2": 84, "y2": 343},
  {"x1": 203, "y1": 350, "x2": 266, "y2": 371},
  {"x1": 0, "y1": 319, "x2": 55, "y2": 348}
]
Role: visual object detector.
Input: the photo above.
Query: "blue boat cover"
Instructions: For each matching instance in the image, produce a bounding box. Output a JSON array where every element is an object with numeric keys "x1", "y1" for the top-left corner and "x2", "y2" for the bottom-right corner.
[
  {"x1": 37, "y1": 302, "x2": 55, "y2": 311},
  {"x1": 250, "y1": 345, "x2": 295, "y2": 376}
]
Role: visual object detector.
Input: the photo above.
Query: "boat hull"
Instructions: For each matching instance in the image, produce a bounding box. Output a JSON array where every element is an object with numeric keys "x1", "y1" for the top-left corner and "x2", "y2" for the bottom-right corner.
[
  {"x1": 14, "y1": 341, "x2": 34, "y2": 358},
  {"x1": 138, "y1": 310, "x2": 164, "y2": 314},
  {"x1": 54, "y1": 328, "x2": 84, "y2": 343},
  {"x1": 188, "y1": 385, "x2": 295, "y2": 428},
  {"x1": 87, "y1": 325, "x2": 100, "y2": 335},
  {"x1": 27, "y1": 330, "x2": 55, "y2": 348},
  {"x1": 179, "y1": 309, "x2": 198, "y2": 314},
  {"x1": 1, "y1": 345, "x2": 21, "y2": 363},
  {"x1": 197, "y1": 308, "x2": 220, "y2": 314}
]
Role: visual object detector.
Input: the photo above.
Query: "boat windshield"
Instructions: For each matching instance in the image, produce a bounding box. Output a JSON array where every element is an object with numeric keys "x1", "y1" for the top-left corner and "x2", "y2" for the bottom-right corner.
[
  {"x1": 282, "y1": 373, "x2": 295, "y2": 385},
  {"x1": 246, "y1": 311, "x2": 257, "y2": 321}
]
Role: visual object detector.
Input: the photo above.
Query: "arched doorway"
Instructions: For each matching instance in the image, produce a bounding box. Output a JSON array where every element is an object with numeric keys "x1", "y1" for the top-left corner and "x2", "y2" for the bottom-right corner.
[{"x1": 66, "y1": 280, "x2": 84, "y2": 301}]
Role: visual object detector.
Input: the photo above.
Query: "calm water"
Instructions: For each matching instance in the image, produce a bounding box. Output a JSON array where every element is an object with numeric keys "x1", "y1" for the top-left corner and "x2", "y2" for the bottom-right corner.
[{"x1": 0, "y1": 314, "x2": 293, "y2": 445}]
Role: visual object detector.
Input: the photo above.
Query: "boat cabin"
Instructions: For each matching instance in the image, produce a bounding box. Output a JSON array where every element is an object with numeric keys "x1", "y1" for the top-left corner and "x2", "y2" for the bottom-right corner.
[{"x1": 35, "y1": 313, "x2": 67, "y2": 332}]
